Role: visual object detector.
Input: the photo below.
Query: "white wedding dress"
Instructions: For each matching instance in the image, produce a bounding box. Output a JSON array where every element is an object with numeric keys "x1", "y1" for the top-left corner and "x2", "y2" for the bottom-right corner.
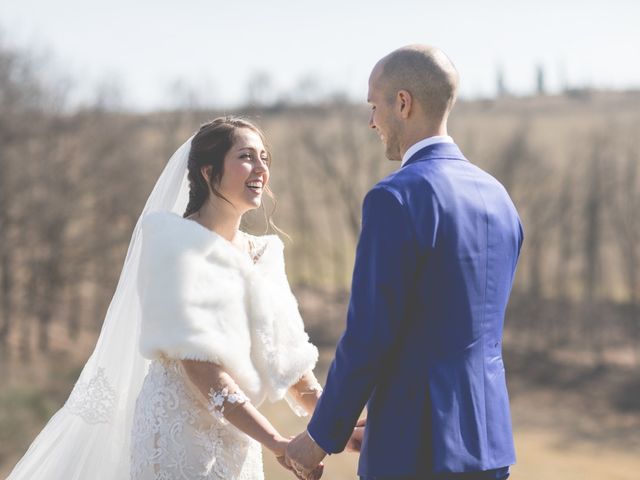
[{"x1": 130, "y1": 358, "x2": 264, "y2": 480}]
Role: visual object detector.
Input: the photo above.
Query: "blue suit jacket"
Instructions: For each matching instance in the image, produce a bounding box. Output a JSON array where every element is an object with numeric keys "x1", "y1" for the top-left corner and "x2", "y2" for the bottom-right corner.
[{"x1": 307, "y1": 143, "x2": 523, "y2": 476}]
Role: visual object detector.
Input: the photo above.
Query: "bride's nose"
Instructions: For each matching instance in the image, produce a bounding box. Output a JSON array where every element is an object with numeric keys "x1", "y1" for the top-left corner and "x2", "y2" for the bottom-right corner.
[{"x1": 254, "y1": 157, "x2": 268, "y2": 174}]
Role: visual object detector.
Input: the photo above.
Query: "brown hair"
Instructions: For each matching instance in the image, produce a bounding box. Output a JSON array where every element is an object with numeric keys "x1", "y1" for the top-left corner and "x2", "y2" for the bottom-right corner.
[{"x1": 183, "y1": 116, "x2": 281, "y2": 234}]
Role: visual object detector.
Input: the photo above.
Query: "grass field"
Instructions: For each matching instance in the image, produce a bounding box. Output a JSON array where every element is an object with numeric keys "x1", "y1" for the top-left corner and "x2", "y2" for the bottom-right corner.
[{"x1": 3, "y1": 346, "x2": 638, "y2": 480}]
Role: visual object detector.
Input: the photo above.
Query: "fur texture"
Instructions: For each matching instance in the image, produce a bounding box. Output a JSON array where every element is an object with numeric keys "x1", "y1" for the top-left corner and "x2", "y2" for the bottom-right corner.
[{"x1": 137, "y1": 211, "x2": 318, "y2": 406}]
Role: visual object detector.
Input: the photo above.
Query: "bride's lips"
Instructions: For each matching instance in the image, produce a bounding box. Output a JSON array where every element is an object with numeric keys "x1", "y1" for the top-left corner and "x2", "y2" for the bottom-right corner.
[{"x1": 246, "y1": 179, "x2": 263, "y2": 195}]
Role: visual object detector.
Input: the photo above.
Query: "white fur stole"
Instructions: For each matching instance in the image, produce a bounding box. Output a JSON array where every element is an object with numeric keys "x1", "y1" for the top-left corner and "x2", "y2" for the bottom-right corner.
[{"x1": 137, "y1": 211, "x2": 318, "y2": 406}]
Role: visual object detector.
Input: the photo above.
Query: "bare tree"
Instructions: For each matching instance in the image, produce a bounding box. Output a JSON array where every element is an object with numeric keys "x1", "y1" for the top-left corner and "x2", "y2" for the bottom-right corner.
[
  {"x1": 551, "y1": 164, "x2": 576, "y2": 347},
  {"x1": 582, "y1": 138, "x2": 605, "y2": 365},
  {"x1": 611, "y1": 145, "x2": 640, "y2": 362}
]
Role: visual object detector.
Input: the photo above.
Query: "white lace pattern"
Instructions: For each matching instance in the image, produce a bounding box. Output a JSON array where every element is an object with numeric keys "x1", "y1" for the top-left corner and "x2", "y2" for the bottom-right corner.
[
  {"x1": 65, "y1": 367, "x2": 118, "y2": 424},
  {"x1": 130, "y1": 358, "x2": 264, "y2": 480},
  {"x1": 207, "y1": 387, "x2": 250, "y2": 424}
]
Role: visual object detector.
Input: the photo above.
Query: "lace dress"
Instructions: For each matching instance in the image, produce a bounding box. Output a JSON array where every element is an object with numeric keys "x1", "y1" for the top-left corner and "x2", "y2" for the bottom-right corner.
[
  {"x1": 130, "y1": 235, "x2": 268, "y2": 480},
  {"x1": 130, "y1": 358, "x2": 264, "y2": 480}
]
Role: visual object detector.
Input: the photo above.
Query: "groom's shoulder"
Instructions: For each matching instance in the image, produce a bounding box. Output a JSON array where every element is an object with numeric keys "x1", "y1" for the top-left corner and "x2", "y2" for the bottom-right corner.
[
  {"x1": 375, "y1": 164, "x2": 438, "y2": 196},
  {"x1": 372, "y1": 171, "x2": 406, "y2": 198},
  {"x1": 365, "y1": 170, "x2": 437, "y2": 212}
]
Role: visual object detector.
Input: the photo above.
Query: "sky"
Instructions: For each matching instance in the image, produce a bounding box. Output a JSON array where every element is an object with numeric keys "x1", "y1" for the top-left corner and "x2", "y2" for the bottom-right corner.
[{"x1": 0, "y1": 0, "x2": 637, "y2": 110}]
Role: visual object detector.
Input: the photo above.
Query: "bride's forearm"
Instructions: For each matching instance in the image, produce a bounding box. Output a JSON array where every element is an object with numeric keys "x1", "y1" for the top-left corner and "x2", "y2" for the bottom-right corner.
[
  {"x1": 289, "y1": 371, "x2": 323, "y2": 415},
  {"x1": 222, "y1": 402, "x2": 288, "y2": 454},
  {"x1": 180, "y1": 359, "x2": 287, "y2": 455}
]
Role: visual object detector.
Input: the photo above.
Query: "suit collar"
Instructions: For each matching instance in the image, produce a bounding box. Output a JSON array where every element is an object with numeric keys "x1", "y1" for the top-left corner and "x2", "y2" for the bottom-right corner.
[
  {"x1": 402, "y1": 142, "x2": 468, "y2": 168},
  {"x1": 401, "y1": 135, "x2": 453, "y2": 166}
]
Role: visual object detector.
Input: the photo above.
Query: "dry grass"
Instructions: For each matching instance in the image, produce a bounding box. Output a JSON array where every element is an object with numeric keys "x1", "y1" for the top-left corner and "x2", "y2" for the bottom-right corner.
[{"x1": 510, "y1": 428, "x2": 639, "y2": 480}]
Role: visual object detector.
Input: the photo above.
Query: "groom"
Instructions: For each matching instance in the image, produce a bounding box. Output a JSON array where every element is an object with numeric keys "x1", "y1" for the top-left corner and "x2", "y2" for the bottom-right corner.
[{"x1": 285, "y1": 45, "x2": 523, "y2": 479}]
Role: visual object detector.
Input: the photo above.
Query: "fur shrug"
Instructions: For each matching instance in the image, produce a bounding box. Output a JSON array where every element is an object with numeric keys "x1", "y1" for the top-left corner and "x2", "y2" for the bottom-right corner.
[{"x1": 137, "y1": 211, "x2": 318, "y2": 406}]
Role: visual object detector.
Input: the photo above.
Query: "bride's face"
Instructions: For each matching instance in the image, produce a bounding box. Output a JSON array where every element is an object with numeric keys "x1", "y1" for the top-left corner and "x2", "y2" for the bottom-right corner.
[{"x1": 216, "y1": 128, "x2": 270, "y2": 213}]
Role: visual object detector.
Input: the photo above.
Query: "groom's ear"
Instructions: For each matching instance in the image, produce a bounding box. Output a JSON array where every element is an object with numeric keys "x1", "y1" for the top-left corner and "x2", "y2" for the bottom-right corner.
[{"x1": 397, "y1": 90, "x2": 412, "y2": 119}]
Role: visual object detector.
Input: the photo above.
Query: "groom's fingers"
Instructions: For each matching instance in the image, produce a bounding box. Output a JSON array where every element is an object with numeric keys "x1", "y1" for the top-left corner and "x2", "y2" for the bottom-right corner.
[
  {"x1": 287, "y1": 458, "x2": 311, "y2": 480},
  {"x1": 281, "y1": 459, "x2": 306, "y2": 480},
  {"x1": 280, "y1": 454, "x2": 304, "y2": 479},
  {"x1": 283, "y1": 451, "x2": 298, "y2": 469},
  {"x1": 276, "y1": 455, "x2": 294, "y2": 472},
  {"x1": 298, "y1": 462, "x2": 323, "y2": 480},
  {"x1": 309, "y1": 462, "x2": 324, "y2": 480},
  {"x1": 304, "y1": 465, "x2": 323, "y2": 480},
  {"x1": 302, "y1": 462, "x2": 323, "y2": 480},
  {"x1": 346, "y1": 426, "x2": 364, "y2": 452}
]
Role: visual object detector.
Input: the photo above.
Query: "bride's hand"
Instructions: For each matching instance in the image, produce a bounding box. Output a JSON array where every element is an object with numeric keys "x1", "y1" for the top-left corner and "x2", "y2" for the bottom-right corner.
[
  {"x1": 276, "y1": 438, "x2": 324, "y2": 480},
  {"x1": 277, "y1": 455, "x2": 322, "y2": 480},
  {"x1": 303, "y1": 462, "x2": 324, "y2": 480},
  {"x1": 276, "y1": 453, "x2": 301, "y2": 478},
  {"x1": 273, "y1": 437, "x2": 307, "y2": 479},
  {"x1": 277, "y1": 451, "x2": 320, "y2": 480},
  {"x1": 269, "y1": 435, "x2": 291, "y2": 458},
  {"x1": 279, "y1": 458, "x2": 323, "y2": 480}
]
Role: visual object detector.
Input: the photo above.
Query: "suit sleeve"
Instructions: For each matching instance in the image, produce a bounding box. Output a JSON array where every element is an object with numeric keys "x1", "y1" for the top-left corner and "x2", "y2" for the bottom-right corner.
[{"x1": 307, "y1": 185, "x2": 420, "y2": 453}]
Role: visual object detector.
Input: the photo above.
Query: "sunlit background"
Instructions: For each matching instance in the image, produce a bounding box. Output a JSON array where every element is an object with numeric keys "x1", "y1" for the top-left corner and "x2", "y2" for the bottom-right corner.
[
  {"x1": 2, "y1": 0, "x2": 638, "y2": 109},
  {"x1": 1, "y1": 1, "x2": 639, "y2": 478}
]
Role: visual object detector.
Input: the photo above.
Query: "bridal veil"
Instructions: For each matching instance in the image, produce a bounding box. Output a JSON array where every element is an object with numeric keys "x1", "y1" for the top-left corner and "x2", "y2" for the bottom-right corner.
[{"x1": 7, "y1": 136, "x2": 194, "y2": 479}]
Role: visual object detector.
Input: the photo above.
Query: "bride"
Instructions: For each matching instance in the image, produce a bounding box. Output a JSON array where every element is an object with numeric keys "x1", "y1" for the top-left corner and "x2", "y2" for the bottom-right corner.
[{"x1": 8, "y1": 117, "x2": 323, "y2": 480}]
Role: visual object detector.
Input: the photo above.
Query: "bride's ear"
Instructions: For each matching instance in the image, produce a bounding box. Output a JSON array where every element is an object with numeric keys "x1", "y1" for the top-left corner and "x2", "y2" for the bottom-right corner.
[{"x1": 200, "y1": 165, "x2": 213, "y2": 184}]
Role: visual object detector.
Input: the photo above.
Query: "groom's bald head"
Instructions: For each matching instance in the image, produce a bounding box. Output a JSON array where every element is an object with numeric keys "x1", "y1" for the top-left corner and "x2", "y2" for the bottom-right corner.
[{"x1": 373, "y1": 45, "x2": 459, "y2": 121}]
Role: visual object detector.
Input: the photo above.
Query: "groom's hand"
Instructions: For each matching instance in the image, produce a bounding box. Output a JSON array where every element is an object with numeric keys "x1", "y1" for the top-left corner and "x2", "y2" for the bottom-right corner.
[
  {"x1": 276, "y1": 454, "x2": 309, "y2": 480},
  {"x1": 285, "y1": 430, "x2": 326, "y2": 479},
  {"x1": 345, "y1": 426, "x2": 364, "y2": 453},
  {"x1": 346, "y1": 417, "x2": 366, "y2": 453}
]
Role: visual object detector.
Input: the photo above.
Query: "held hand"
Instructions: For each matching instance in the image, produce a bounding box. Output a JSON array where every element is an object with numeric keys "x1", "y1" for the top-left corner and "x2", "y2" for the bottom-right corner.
[
  {"x1": 276, "y1": 454, "x2": 308, "y2": 480},
  {"x1": 276, "y1": 438, "x2": 321, "y2": 480},
  {"x1": 345, "y1": 426, "x2": 364, "y2": 453},
  {"x1": 271, "y1": 436, "x2": 305, "y2": 478},
  {"x1": 346, "y1": 417, "x2": 366, "y2": 453},
  {"x1": 280, "y1": 455, "x2": 324, "y2": 480},
  {"x1": 301, "y1": 462, "x2": 324, "y2": 480},
  {"x1": 267, "y1": 434, "x2": 291, "y2": 459},
  {"x1": 285, "y1": 431, "x2": 326, "y2": 479},
  {"x1": 275, "y1": 435, "x2": 311, "y2": 480}
]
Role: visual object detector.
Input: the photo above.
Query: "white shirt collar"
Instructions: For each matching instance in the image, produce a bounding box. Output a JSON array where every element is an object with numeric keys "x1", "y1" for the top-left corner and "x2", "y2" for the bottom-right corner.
[{"x1": 401, "y1": 135, "x2": 454, "y2": 167}]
